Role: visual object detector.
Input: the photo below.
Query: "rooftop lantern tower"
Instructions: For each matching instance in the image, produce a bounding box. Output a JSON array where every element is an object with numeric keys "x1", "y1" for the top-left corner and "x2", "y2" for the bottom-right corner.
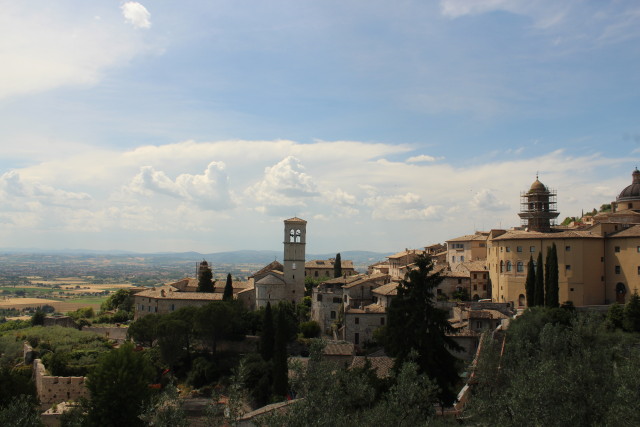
[{"x1": 518, "y1": 175, "x2": 559, "y2": 232}]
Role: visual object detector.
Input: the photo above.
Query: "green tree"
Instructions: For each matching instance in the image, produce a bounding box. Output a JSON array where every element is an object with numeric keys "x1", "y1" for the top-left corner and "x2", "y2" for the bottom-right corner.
[
  {"x1": 31, "y1": 309, "x2": 45, "y2": 326},
  {"x1": 260, "y1": 302, "x2": 275, "y2": 361},
  {"x1": 272, "y1": 308, "x2": 289, "y2": 398},
  {"x1": 525, "y1": 255, "x2": 536, "y2": 307},
  {"x1": 223, "y1": 273, "x2": 234, "y2": 301},
  {"x1": 606, "y1": 303, "x2": 624, "y2": 330},
  {"x1": 157, "y1": 307, "x2": 198, "y2": 369},
  {"x1": 140, "y1": 385, "x2": 189, "y2": 427},
  {"x1": 128, "y1": 313, "x2": 160, "y2": 347},
  {"x1": 545, "y1": 243, "x2": 559, "y2": 308},
  {"x1": 197, "y1": 261, "x2": 215, "y2": 293},
  {"x1": 623, "y1": 291, "x2": 640, "y2": 332},
  {"x1": 0, "y1": 395, "x2": 43, "y2": 427},
  {"x1": 534, "y1": 252, "x2": 544, "y2": 306},
  {"x1": 195, "y1": 301, "x2": 245, "y2": 354},
  {"x1": 384, "y1": 254, "x2": 461, "y2": 406},
  {"x1": 334, "y1": 253, "x2": 342, "y2": 278},
  {"x1": 101, "y1": 289, "x2": 134, "y2": 312},
  {"x1": 86, "y1": 343, "x2": 155, "y2": 427}
]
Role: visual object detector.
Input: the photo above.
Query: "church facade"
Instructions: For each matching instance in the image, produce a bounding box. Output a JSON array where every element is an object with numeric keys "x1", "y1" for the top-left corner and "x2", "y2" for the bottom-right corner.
[{"x1": 488, "y1": 170, "x2": 640, "y2": 308}]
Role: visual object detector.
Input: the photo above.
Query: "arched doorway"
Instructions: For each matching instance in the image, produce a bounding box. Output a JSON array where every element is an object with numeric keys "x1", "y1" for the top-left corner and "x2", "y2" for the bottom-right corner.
[
  {"x1": 518, "y1": 294, "x2": 526, "y2": 307},
  {"x1": 616, "y1": 282, "x2": 627, "y2": 304}
]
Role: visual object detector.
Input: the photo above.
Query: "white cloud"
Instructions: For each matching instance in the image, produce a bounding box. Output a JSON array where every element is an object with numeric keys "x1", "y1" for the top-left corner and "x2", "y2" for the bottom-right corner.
[
  {"x1": 406, "y1": 154, "x2": 440, "y2": 163},
  {"x1": 366, "y1": 192, "x2": 443, "y2": 221},
  {"x1": 121, "y1": 2, "x2": 151, "y2": 29},
  {"x1": 0, "y1": 170, "x2": 91, "y2": 207},
  {"x1": 470, "y1": 189, "x2": 509, "y2": 211},
  {"x1": 0, "y1": 2, "x2": 153, "y2": 99},
  {"x1": 128, "y1": 161, "x2": 234, "y2": 210}
]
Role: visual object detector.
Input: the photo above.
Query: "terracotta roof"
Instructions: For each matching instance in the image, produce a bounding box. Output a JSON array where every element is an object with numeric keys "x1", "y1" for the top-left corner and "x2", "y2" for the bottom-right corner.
[
  {"x1": 249, "y1": 260, "x2": 284, "y2": 278},
  {"x1": 350, "y1": 356, "x2": 394, "y2": 378},
  {"x1": 387, "y1": 249, "x2": 424, "y2": 259},
  {"x1": 372, "y1": 282, "x2": 398, "y2": 296},
  {"x1": 345, "y1": 304, "x2": 386, "y2": 314},
  {"x1": 323, "y1": 341, "x2": 355, "y2": 356},
  {"x1": 447, "y1": 233, "x2": 488, "y2": 242},
  {"x1": 608, "y1": 225, "x2": 640, "y2": 238},
  {"x1": 320, "y1": 275, "x2": 362, "y2": 286},
  {"x1": 491, "y1": 229, "x2": 602, "y2": 241},
  {"x1": 343, "y1": 273, "x2": 389, "y2": 289},
  {"x1": 468, "y1": 309, "x2": 509, "y2": 320},
  {"x1": 441, "y1": 270, "x2": 470, "y2": 278},
  {"x1": 284, "y1": 217, "x2": 307, "y2": 223},
  {"x1": 454, "y1": 261, "x2": 488, "y2": 273},
  {"x1": 305, "y1": 259, "x2": 355, "y2": 269},
  {"x1": 134, "y1": 286, "x2": 223, "y2": 301}
]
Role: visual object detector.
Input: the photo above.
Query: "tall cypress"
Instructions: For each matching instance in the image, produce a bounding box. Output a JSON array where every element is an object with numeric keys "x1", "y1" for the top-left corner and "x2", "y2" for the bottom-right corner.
[
  {"x1": 334, "y1": 253, "x2": 342, "y2": 278},
  {"x1": 272, "y1": 307, "x2": 288, "y2": 398},
  {"x1": 525, "y1": 255, "x2": 536, "y2": 307},
  {"x1": 260, "y1": 302, "x2": 275, "y2": 361},
  {"x1": 223, "y1": 273, "x2": 233, "y2": 301},
  {"x1": 545, "y1": 243, "x2": 559, "y2": 308},
  {"x1": 534, "y1": 252, "x2": 544, "y2": 306}
]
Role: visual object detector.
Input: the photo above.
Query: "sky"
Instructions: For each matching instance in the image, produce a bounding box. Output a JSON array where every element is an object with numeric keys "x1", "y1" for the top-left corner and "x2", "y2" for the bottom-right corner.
[{"x1": 1, "y1": 0, "x2": 639, "y2": 254}]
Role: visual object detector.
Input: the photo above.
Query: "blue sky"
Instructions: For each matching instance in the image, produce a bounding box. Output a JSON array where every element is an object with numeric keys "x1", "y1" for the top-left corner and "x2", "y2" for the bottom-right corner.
[{"x1": 0, "y1": 0, "x2": 639, "y2": 254}]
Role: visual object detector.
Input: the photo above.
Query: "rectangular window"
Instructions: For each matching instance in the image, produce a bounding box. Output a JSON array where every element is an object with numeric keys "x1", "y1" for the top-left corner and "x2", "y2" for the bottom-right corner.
[
  {"x1": 506, "y1": 247, "x2": 511, "y2": 252},
  {"x1": 637, "y1": 266, "x2": 640, "y2": 275},
  {"x1": 355, "y1": 333, "x2": 360, "y2": 345},
  {"x1": 517, "y1": 246, "x2": 522, "y2": 252},
  {"x1": 565, "y1": 265, "x2": 571, "y2": 271},
  {"x1": 637, "y1": 246, "x2": 640, "y2": 253},
  {"x1": 457, "y1": 278, "x2": 462, "y2": 284},
  {"x1": 565, "y1": 246, "x2": 571, "y2": 252},
  {"x1": 460, "y1": 255, "x2": 465, "y2": 262},
  {"x1": 473, "y1": 274, "x2": 477, "y2": 279},
  {"x1": 437, "y1": 288, "x2": 442, "y2": 294},
  {"x1": 355, "y1": 317, "x2": 360, "y2": 325},
  {"x1": 530, "y1": 246, "x2": 536, "y2": 252},
  {"x1": 483, "y1": 284, "x2": 487, "y2": 290},
  {"x1": 333, "y1": 297, "x2": 341, "y2": 303},
  {"x1": 451, "y1": 256, "x2": 455, "y2": 263},
  {"x1": 615, "y1": 266, "x2": 621, "y2": 274},
  {"x1": 500, "y1": 247, "x2": 503, "y2": 252},
  {"x1": 380, "y1": 317, "x2": 385, "y2": 326},
  {"x1": 171, "y1": 304, "x2": 175, "y2": 311},
  {"x1": 473, "y1": 284, "x2": 477, "y2": 290},
  {"x1": 615, "y1": 246, "x2": 621, "y2": 253},
  {"x1": 317, "y1": 294, "x2": 323, "y2": 302},
  {"x1": 601, "y1": 257, "x2": 604, "y2": 262},
  {"x1": 330, "y1": 311, "x2": 336, "y2": 319}
]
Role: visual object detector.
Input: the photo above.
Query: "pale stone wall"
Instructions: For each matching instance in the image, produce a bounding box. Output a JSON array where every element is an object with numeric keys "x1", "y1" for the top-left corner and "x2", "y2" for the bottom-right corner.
[
  {"x1": 605, "y1": 235, "x2": 640, "y2": 304},
  {"x1": 311, "y1": 286, "x2": 343, "y2": 335},
  {"x1": 343, "y1": 311, "x2": 386, "y2": 346},
  {"x1": 33, "y1": 359, "x2": 89, "y2": 405}
]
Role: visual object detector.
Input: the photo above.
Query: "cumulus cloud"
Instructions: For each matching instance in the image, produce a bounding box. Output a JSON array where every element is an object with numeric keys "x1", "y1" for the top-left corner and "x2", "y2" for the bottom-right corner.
[
  {"x1": 470, "y1": 189, "x2": 509, "y2": 211},
  {"x1": 121, "y1": 2, "x2": 151, "y2": 29},
  {"x1": 366, "y1": 192, "x2": 443, "y2": 221},
  {"x1": 128, "y1": 161, "x2": 234, "y2": 210},
  {"x1": 246, "y1": 156, "x2": 320, "y2": 212},
  {"x1": 0, "y1": 170, "x2": 91, "y2": 207}
]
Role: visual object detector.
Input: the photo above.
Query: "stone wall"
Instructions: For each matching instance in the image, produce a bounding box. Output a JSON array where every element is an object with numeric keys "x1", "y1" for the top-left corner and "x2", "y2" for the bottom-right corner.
[
  {"x1": 82, "y1": 326, "x2": 128, "y2": 342},
  {"x1": 33, "y1": 359, "x2": 89, "y2": 405}
]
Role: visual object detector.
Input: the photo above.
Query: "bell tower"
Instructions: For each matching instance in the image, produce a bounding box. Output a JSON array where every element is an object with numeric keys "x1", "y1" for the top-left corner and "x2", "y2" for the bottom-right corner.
[
  {"x1": 518, "y1": 176, "x2": 559, "y2": 232},
  {"x1": 283, "y1": 217, "x2": 306, "y2": 303}
]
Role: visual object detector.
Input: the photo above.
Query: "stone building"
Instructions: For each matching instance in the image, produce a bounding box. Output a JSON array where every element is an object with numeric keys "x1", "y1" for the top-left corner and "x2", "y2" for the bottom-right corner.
[
  {"x1": 488, "y1": 171, "x2": 640, "y2": 307},
  {"x1": 446, "y1": 232, "x2": 488, "y2": 267},
  {"x1": 305, "y1": 258, "x2": 356, "y2": 279},
  {"x1": 255, "y1": 217, "x2": 307, "y2": 308},
  {"x1": 387, "y1": 249, "x2": 425, "y2": 279}
]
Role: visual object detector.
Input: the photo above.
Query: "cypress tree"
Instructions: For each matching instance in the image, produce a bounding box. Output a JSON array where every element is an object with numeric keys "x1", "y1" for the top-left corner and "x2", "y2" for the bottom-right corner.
[
  {"x1": 197, "y1": 261, "x2": 215, "y2": 293},
  {"x1": 260, "y1": 302, "x2": 275, "y2": 361},
  {"x1": 534, "y1": 252, "x2": 544, "y2": 306},
  {"x1": 223, "y1": 273, "x2": 233, "y2": 301},
  {"x1": 623, "y1": 291, "x2": 640, "y2": 332},
  {"x1": 272, "y1": 307, "x2": 289, "y2": 398},
  {"x1": 525, "y1": 256, "x2": 535, "y2": 307},
  {"x1": 334, "y1": 253, "x2": 342, "y2": 278},
  {"x1": 545, "y1": 243, "x2": 559, "y2": 308}
]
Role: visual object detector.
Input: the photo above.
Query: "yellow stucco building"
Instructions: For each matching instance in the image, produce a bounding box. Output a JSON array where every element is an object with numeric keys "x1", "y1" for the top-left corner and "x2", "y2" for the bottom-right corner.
[{"x1": 488, "y1": 170, "x2": 640, "y2": 307}]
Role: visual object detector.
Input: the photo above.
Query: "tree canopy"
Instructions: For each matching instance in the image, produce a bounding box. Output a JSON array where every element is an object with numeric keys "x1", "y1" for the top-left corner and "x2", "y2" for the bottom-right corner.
[
  {"x1": 334, "y1": 253, "x2": 342, "y2": 278},
  {"x1": 197, "y1": 261, "x2": 215, "y2": 293},
  {"x1": 384, "y1": 254, "x2": 461, "y2": 405},
  {"x1": 223, "y1": 273, "x2": 234, "y2": 301}
]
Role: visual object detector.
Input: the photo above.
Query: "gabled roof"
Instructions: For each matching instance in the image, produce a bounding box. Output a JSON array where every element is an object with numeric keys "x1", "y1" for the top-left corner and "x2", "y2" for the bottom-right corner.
[
  {"x1": 453, "y1": 261, "x2": 488, "y2": 273},
  {"x1": 134, "y1": 286, "x2": 224, "y2": 301},
  {"x1": 285, "y1": 217, "x2": 307, "y2": 223},
  {"x1": 371, "y1": 282, "x2": 398, "y2": 296},
  {"x1": 387, "y1": 249, "x2": 425, "y2": 260},
  {"x1": 447, "y1": 233, "x2": 489, "y2": 242},
  {"x1": 350, "y1": 356, "x2": 394, "y2": 378},
  {"x1": 305, "y1": 259, "x2": 355, "y2": 269},
  {"x1": 607, "y1": 224, "x2": 640, "y2": 238},
  {"x1": 255, "y1": 271, "x2": 286, "y2": 286},
  {"x1": 343, "y1": 273, "x2": 389, "y2": 289},
  {"x1": 323, "y1": 341, "x2": 355, "y2": 356},
  {"x1": 249, "y1": 260, "x2": 284, "y2": 278},
  {"x1": 490, "y1": 229, "x2": 602, "y2": 241}
]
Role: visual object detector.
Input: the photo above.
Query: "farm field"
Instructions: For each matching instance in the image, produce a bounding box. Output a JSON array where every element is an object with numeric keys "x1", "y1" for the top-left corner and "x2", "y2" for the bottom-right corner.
[{"x1": 0, "y1": 297, "x2": 106, "y2": 312}]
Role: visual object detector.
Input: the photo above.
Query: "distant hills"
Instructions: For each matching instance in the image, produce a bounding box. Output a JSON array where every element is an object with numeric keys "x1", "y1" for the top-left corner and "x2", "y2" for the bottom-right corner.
[{"x1": 0, "y1": 248, "x2": 391, "y2": 268}]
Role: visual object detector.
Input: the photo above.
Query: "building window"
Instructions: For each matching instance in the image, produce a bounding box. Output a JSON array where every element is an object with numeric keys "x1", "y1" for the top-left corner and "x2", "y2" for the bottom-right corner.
[
  {"x1": 473, "y1": 284, "x2": 477, "y2": 290},
  {"x1": 637, "y1": 246, "x2": 640, "y2": 253},
  {"x1": 314, "y1": 271, "x2": 319, "y2": 277},
  {"x1": 460, "y1": 256, "x2": 465, "y2": 262},
  {"x1": 506, "y1": 247, "x2": 511, "y2": 252},
  {"x1": 483, "y1": 273, "x2": 487, "y2": 279},
  {"x1": 530, "y1": 246, "x2": 536, "y2": 252},
  {"x1": 483, "y1": 284, "x2": 487, "y2": 290},
  {"x1": 615, "y1": 246, "x2": 621, "y2": 253},
  {"x1": 601, "y1": 257, "x2": 605, "y2": 262},
  {"x1": 637, "y1": 266, "x2": 640, "y2": 275},
  {"x1": 317, "y1": 294, "x2": 322, "y2": 302},
  {"x1": 565, "y1": 246, "x2": 571, "y2": 252},
  {"x1": 452, "y1": 256, "x2": 455, "y2": 263},
  {"x1": 506, "y1": 261, "x2": 512, "y2": 272},
  {"x1": 457, "y1": 278, "x2": 462, "y2": 284},
  {"x1": 333, "y1": 297, "x2": 341, "y2": 303},
  {"x1": 355, "y1": 333, "x2": 360, "y2": 345},
  {"x1": 330, "y1": 311, "x2": 336, "y2": 319},
  {"x1": 500, "y1": 247, "x2": 503, "y2": 252},
  {"x1": 517, "y1": 246, "x2": 523, "y2": 252},
  {"x1": 500, "y1": 261, "x2": 504, "y2": 272},
  {"x1": 473, "y1": 273, "x2": 477, "y2": 279},
  {"x1": 171, "y1": 304, "x2": 175, "y2": 311},
  {"x1": 380, "y1": 317, "x2": 385, "y2": 325},
  {"x1": 566, "y1": 265, "x2": 571, "y2": 271},
  {"x1": 355, "y1": 317, "x2": 360, "y2": 325},
  {"x1": 516, "y1": 262, "x2": 524, "y2": 272},
  {"x1": 615, "y1": 266, "x2": 621, "y2": 274},
  {"x1": 437, "y1": 288, "x2": 442, "y2": 294}
]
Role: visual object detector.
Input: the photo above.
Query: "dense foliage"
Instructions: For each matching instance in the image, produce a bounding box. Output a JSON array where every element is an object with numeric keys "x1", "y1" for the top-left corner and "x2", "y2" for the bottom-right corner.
[
  {"x1": 468, "y1": 307, "x2": 640, "y2": 426},
  {"x1": 384, "y1": 254, "x2": 461, "y2": 405}
]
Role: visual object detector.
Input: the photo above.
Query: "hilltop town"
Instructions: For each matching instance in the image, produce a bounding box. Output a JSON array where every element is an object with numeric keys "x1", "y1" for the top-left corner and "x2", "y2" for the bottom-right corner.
[{"x1": 1, "y1": 170, "x2": 640, "y2": 426}]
